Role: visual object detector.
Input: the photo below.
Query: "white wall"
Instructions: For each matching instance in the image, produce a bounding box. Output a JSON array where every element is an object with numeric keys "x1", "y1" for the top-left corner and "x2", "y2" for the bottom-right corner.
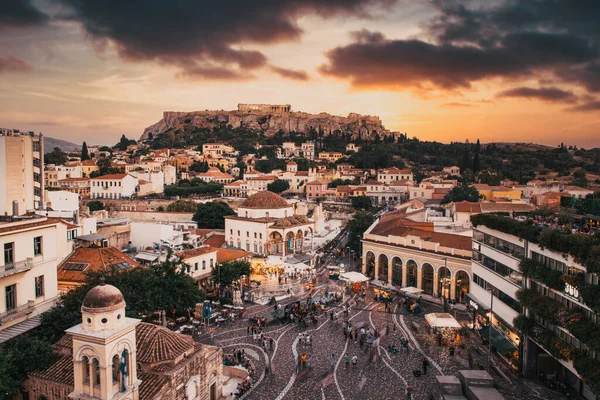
[
  {"x1": 130, "y1": 222, "x2": 174, "y2": 249},
  {"x1": 47, "y1": 191, "x2": 79, "y2": 212}
]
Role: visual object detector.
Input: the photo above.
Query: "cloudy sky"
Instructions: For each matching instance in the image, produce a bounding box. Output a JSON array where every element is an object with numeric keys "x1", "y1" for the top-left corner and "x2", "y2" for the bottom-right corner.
[{"x1": 1, "y1": 0, "x2": 599, "y2": 147}]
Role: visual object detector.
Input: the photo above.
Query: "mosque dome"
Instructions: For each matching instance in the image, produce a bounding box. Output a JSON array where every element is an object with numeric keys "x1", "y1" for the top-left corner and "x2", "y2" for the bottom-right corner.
[{"x1": 240, "y1": 191, "x2": 290, "y2": 209}]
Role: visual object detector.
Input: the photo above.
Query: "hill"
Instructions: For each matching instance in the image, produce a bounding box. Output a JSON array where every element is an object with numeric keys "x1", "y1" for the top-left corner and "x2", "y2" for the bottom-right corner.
[
  {"x1": 44, "y1": 136, "x2": 80, "y2": 152},
  {"x1": 140, "y1": 103, "x2": 393, "y2": 142}
]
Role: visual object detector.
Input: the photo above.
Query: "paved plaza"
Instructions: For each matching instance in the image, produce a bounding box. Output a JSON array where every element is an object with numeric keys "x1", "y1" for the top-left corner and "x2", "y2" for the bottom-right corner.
[{"x1": 196, "y1": 267, "x2": 576, "y2": 400}]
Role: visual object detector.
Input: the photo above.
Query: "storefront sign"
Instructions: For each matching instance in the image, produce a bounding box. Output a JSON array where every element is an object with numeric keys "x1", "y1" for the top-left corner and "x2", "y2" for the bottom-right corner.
[
  {"x1": 565, "y1": 283, "x2": 579, "y2": 299},
  {"x1": 469, "y1": 300, "x2": 479, "y2": 310}
]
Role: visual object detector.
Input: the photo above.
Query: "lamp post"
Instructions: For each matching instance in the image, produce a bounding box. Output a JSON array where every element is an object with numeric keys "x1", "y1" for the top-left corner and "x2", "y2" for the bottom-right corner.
[
  {"x1": 487, "y1": 288, "x2": 494, "y2": 372},
  {"x1": 351, "y1": 250, "x2": 355, "y2": 271}
]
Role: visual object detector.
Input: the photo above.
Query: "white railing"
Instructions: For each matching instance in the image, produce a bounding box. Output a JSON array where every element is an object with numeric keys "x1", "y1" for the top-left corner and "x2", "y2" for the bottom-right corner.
[{"x1": 0, "y1": 258, "x2": 33, "y2": 278}]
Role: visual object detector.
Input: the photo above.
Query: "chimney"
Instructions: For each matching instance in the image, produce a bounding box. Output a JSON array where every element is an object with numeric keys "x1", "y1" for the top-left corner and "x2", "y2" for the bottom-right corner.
[
  {"x1": 74, "y1": 210, "x2": 80, "y2": 225},
  {"x1": 12, "y1": 200, "x2": 19, "y2": 217}
]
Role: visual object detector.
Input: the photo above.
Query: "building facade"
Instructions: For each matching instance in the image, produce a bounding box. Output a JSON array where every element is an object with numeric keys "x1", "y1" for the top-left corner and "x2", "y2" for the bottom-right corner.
[
  {"x1": 0, "y1": 129, "x2": 44, "y2": 214},
  {"x1": 91, "y1": 174, "x2": 138, "y2": 200}
]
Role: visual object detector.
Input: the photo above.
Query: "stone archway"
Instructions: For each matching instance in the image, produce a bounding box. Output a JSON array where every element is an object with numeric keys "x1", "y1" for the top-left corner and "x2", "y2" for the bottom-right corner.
[
  {"x1": 269, "y1": 232, "x2": 283, "y2": 255},
  {"x1": 455, "y1": 270, "x2": 470, "y2": 304},
  {"x1": 421, "y1": 263, "x2": 434, "y2": 295},
  {"x1": 296, "y1": 230, "x2": 304, "y2": 252},
  {"x1": 285, "y1": 232, "x2": 295, "y2": 252},
  {"x1": 365, "y1": 252, "x2": 375, "y2": 278},
  {"x1": 392, "y1": 257, "x2": 402, "y2": 286},
  {"x1": 406, "y1": 260, "x2": 418, "y2": 287},
  {"x1": 378, "y1": 254, "x2": 388, "y2": 282},
  {"x1": 438, "y1": 266, "x2": 451, "y2": 299}
]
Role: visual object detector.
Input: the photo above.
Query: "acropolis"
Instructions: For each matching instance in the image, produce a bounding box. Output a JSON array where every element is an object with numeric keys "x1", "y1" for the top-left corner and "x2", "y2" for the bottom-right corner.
[{"x1": 238, "y1": 103, "x2": 292, "y2": 113}]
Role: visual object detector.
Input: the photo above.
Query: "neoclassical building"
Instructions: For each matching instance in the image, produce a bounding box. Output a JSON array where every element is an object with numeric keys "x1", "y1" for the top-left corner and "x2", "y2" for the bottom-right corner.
[
  {"x1": 23, "y1": 284, "x2": 223, "y2": 400},
  {"x1": 361, "y1": 209, "x2": 472, "y2": 302},
  {"x1": 224, "y1": 191, "x2": 319, "y2": 257}
]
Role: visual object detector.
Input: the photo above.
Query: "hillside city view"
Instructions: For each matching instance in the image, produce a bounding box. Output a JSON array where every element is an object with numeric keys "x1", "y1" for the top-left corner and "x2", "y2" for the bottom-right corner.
[{"x1": 1, "y1": 1, "x2": 599, "y2": 400}]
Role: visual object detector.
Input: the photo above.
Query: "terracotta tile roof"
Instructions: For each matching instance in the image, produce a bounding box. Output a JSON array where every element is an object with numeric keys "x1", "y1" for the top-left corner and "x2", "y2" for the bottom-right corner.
[
  {"x1": 479, "y1": 202, "x2": 535, "y2": 213},
  {"x1": 216, "y1": 248, "x2": 252, "y2": 263},
  {"x1": 295, "y1": 171, "x2": 309, "y2": 176},
  {"x1": 138, "y1": 372, "x2": 170, "y2": 399},
  {"x1": 240, "y1": 191, "x2": 290, "y2": 209},
  {"x1": 81, "y1": 160, "x2": 97, "y2": 166},
  {"x1": 91, "y1": 173, "x2": 129, "y2": 180},
  {"x1": 366, "y1": 180, "x2": 382, "y2": 185},
  {"x1": 176, "y1": 246, "x2": 218, "y2": 260},
  {"x1": 195, "y1": 229, "x2": 214, "y2": 236},
  {"x1": 454, "y1": 201, "x2": 482, "y2": 214},
  {"x1": 225, "y1": 180, "x2": 245, "y2": 187},
  {"x1": 29, "y1": 355, "x2": 74, "y2": 386},
  {"x1": 203, "y1": 234, "x2": 226, "y2": 248},
  {"x1": 57, "y1": 246, "x2": 141, "y2": 284},
  {"x1": 59, "y1": 177, "x2": 90, "y2": 182},
  {"x1": 0, "y1": 217, "x2": 60, "y2": 235},
  {"x1": 136, "y1": 322, "x2": 194, "y2": 364},
  {"x1": 248, "y1": 175, "x2": 277, "y2": 181}
]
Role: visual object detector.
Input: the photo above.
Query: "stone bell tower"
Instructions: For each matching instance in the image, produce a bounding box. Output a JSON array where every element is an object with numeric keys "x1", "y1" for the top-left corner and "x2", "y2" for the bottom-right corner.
[{"x1": 67, "y1": 284, "x2": 141, "y2": 400}]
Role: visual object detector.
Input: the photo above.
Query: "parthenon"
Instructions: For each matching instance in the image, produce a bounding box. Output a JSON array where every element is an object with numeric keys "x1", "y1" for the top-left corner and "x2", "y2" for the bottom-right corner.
[{"x1": 238, "y1": 103, "x2": 291, "y2": 113}]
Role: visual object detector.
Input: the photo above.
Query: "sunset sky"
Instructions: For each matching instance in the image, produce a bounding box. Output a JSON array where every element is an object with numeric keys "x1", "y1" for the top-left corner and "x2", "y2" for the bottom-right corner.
[{"x1": 1, "y1": 0, "x2": 599, "y2": 148}]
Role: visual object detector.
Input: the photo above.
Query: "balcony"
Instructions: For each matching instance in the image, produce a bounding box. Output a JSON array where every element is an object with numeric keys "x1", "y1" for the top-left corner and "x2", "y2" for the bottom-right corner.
[
  {"x1": 0, "y1": 258, "x2": 33, "y2": 278},
  {"x1": 0, "y1": 300, "x2": 35, "y2": 325}
]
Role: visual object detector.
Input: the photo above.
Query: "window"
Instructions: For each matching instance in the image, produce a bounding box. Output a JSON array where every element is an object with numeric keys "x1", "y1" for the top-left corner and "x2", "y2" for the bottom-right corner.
[
  {"x1": 34, "y1": 236, "x2": 42, "y2": 256},
  {"x1": 35, "y1": 275, "x2": 44, "y2": 297},
  {"x1": 247, "y1": 231, "x2": 249, "y2": 237},
  {"x1": 194, "y1": 262, "x2": 198, "y2": 271},
  {"x1": 202, "y1": 260, "x2": 206, "y2": 270},
  {"x1": 473, "y1": 274, "x2": 520, "y2": 312},
  {"x1": 246, "y1": 243, "x2": 250, "y2": 251},
  {"x1": 4, "y1": 242, "x2": 14, "y2": 266},
  {"x1": 67, "y1": 229, "x2": 78, "y2": 240},
  {"x1": 210, "y1": 259, "x2": 214, "y2": 268},
  {"x1": 254, "y1": 232, "x2": 257, "y2": 238},
  {"x1": 237, "y1": 230, "x2": 240, "y2": 236},
  {"x1": 5, "y1": 284, "x2": 16, "y2": 311}
]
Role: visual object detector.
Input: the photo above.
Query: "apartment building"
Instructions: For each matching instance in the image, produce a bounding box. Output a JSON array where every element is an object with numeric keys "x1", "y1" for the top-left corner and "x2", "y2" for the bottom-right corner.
[
  {"x1": 0, "y1": 129, "x2": 44, "y2": 214},
  {"x1": 469, "y1": 214, "x2": 598, "y2": 399},
  {"x1": 58, "y1": 177, "x2": 91, "y2": 198},
  {"x1": 90, "y1": 174, "x2": 138, "y2": 199},
  {"x1": 377, "y1": 167, "x2": 414, "y2": 184},
  {"x1": 176, "y1": 246, "x2": 218, "y2": 285},
  {"x1": 202, "y1": 143, "x2": 234, "y2": 157},
  {"x1": 0, "y1": 216, "x2": 72, "y2": 342},
  {"x1": 318, "y1": 151, "x2": 343, "y2": 163}
]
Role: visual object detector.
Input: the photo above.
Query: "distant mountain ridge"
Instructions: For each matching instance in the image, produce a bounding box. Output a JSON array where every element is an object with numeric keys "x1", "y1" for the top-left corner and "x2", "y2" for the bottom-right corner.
[
  {"x1": 141, "y1": 104, "x2": 394, "y2": 141},
  {"x1": 44, "y1": 136, "x2": 80, "y2": 152}
]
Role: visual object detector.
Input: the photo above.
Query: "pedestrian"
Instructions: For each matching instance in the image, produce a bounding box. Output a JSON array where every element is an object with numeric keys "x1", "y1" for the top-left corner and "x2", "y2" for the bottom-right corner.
[
  {"x1": 351, "y1": 355, "x2": 358, "y2": 369},
  {"x1": 263, "y1": 339, "x2": 267, "y2": 350},
  {"x1": 307, "y1": 355, "x2": 313, "y2": 370},
  {"x1": 330, "y1": 353, "x2": 335, "y2": 370},
  {"x1": 449, "y1": 346, "x2": 455, "y2": 357},
  {"x1": 247, "y1": 326, "x2": 251, "y2": 336},
  {"x1": 270, "y1": 337, "x2": 274, "y2": 350},
  {"x1": 422, "y1": 357, "x2": 429, "y2": 375},
  {"x1": 403, "y1": 339, "x2": 409, "y2": 354},
  {"x1": 301, "y1": 353, "x2": 307, "y2": 369},
  {"x1": 437, "y1": 333, "x2": 442, "y2": 346},
  {"x1": 344, "y1": 353, "x2": 350, "y2": 369},
  {"x1": 209, "y1": 328, "x2": 214, "y2": 342}
]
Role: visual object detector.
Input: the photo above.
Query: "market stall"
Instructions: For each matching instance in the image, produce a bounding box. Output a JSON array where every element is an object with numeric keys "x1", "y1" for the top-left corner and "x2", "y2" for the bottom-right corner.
[
  {"x1": 400, "y1": 286, "x2": 423, "y2": 314},
  {"x1": 424, "y1": 312, "x2": 462, "y2": 345},
  {"x1": 327, "y1": 265, "x2": 341, "y2": 280},
  {"x1": 374, "y1": 288, "x2": 393, "y2": 303},
  {"x1": 339, "y1": 271, "x2": 370, "y2": 293}
]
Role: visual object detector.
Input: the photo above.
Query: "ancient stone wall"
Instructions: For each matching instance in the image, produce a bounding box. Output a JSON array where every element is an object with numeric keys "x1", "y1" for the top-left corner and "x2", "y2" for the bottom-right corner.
[{"x1": 238, "y1": 103, "x2": 291, "y2": 113}]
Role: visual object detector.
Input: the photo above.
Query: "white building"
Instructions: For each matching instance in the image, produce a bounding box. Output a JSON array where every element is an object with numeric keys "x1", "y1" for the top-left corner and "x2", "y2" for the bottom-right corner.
[
  {"x1": 55, "y1": 162, "x2": 83, "y2": 180},
  {"x1": 162, "y1": 164, "x2": 177, "y2": 185},
  {"x1": 0, "y1": 129, "x2": 44, "y2": 214},
  {"x1": 377, "y1": 167, "x2": 414, "y2": 184},
  {"x1": 46, "y1": 190, "x2": 79, "y2": 213},
  {"x1": 129, "y1": 170, "x2": 165, "y2": 194},
  {"x1": 202, "y1": 143, "x2": 234, "y2": 157},
  {"x1": 224, "y1": 192, "x2": 316, "y2": 256},
  {"x1": 90, "y1": 174, "x2": 138, "y2": 200},
  {"x1": 0, "y1": 215, "x2": 72, "y2": 342},
  {"x1": 176, "y1": 246, "x2": 218, "y2": 283}
]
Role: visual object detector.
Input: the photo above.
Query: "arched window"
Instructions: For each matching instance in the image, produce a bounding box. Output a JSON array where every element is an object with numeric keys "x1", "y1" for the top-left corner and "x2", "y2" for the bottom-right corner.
[
  {"x1": 82, "y1": 356, "x2": 90, "y2": 384},
  {"x1": 112, "y1": 354, "x2": 120, "y2": 384},
  {"x1": 93, "y1": 358, "x2": 101, "y2": 386}
]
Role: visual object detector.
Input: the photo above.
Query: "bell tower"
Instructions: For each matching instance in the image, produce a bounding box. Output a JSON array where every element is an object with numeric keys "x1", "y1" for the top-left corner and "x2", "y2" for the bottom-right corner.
[{"x1": 67, "y1": 284, "x2": 141, "y2": 400}]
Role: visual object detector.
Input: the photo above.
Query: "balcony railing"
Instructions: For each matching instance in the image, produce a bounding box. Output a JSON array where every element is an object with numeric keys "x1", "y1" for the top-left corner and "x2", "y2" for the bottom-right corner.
[
  {"x1": 0, "y1": 300, "x2": 35, "y2": 325},
  {"x1": 0, "y1": 258, "x2": 33, "y2": 278}
]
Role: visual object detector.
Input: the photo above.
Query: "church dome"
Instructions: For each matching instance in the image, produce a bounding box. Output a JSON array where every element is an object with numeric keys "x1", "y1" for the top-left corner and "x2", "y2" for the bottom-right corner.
[
  {"x1": 82, "y1": 284, "x2": 125, "y2": 313},
  {"x1": 240, "y1": 191, "x2": 290, "y2": 209}
]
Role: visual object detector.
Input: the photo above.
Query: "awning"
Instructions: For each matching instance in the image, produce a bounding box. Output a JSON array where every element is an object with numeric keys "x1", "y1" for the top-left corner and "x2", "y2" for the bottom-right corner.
[
  {"x1": 400, "y1": 286, "x2": 424, "y2": 295},
  {"x1": 339, "y1": 272, "x2": 370, "y2": 283},
  {"x1": 480, "y1": 325, "x2": 518, "y2": 354},
  {"x1": 0, "y1": 315, "x2": 41, "y2": 344},
  {"x1": 135, "y1": 252, "x2": 159, "y2": 262},
  {"x1": 465, "y1": 293, "x2": 490, "y2": 313},
  {"x1": 425, "y1": 313, "x2": 462, "y2": 329}
]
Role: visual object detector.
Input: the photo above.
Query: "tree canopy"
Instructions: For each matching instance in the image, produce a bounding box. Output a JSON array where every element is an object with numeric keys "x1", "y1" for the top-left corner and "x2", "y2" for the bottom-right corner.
[
  {"x1": 87, "y1": 200, "x2": 104, "y2": 212},
  {"x1": 351, "y1": 195, "x2": 373, "y2": 211},
  {"x1": 347, "y1": 211, "x2": 375, "y2": 252},
  {"x1": 267, "y1": 179, "x2": 290, "y2": 194},
  {"x1": 192, "y1": 201, "x2": 235, "y2": 229},
  {"x1": 81, "y1": 141, "x2": 90, "y2": 160},
  {"x1": 213, "y1": 260, "x2": 251, "y2": 288},
  {"x1": 44, "y1": 146, "x2": 67, "y2": 165},
  {"x1": 441, "y1": 184, "x2": 481, "y2": 204},
  {"x1": 166, "y1": 199, "x2": 198, "y2": 212}
]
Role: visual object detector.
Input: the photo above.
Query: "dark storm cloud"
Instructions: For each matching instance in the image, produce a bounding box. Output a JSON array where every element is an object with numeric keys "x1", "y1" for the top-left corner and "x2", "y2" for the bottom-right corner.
[
  {"x1": 55, "y1": 0, "x2": 393, "y2": 79},
  {"x1": 497, "y1": 87, "x2": 577, "y2": 102},
  {"x1": 321, "y1": 0, "x2": 600, "y2": 100},
  {"x1": 568, "y1": 100, "x2": 600, "y2": 112},
  {"x1": 0, "y1": 56, "x2": 32, "y2": 73},
  {"x1": 270, "y1": 66, "x2": 309, "y2": 81},
  {"x1": 0, "y1": 0, "x2": 48, "y2": 28}
]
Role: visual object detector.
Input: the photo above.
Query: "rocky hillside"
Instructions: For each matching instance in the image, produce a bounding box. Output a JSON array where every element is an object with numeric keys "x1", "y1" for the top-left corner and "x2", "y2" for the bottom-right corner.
[{"x1": 140, "y1": 107, "x2": 393, "y2": 141}]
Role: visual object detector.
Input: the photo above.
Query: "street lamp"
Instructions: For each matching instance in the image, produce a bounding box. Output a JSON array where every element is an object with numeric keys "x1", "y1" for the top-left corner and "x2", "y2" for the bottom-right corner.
[{"x1": 487, "y1": 288, "x2": 494, "y2": 372}]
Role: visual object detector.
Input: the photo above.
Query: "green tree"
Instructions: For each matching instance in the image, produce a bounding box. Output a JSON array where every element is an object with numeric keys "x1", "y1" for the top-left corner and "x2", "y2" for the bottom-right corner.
[
  {"x1": 347, "y1": 211, "x2": 375, "y2": 252},
  {"x1": 472, "y1": 139, "x2": 481, "y2": 173},
  {"x1": 267, "y1": 180, "x2": 290, "y2": 194},
  {"x1": 166, "y1": 199, "x2": 198, "y2": 212},
  {"x1": 351, "y1": 195, "x2": 372, "y2": 211},
  {"x1": 192, "y1": 201, "x2": 235, "y2": 229},
  {"x1": 87, "y1": 200, "x2": 104, "y2": 212},
  {"x1": 116, "y1": 134, "x2": 136, "y2": 151},
  {"x1": 442, "y1": 184, "x2": 481, "y2": 204},
  {"x1": 571, "y1": 169, "x2": 589, "y2": 187},
  {"x1": 81, "y1": 141, "x2": 90, "y2": 160},
  {"x1": 96, "y1": 158, "x2": 120, "y2": 175},
  {"x1": 213, "y1": 260, "x2": 251, "y2": 290},
  {"x1": 44, "y1": 146, "x2": 67, "y2": 165},
  {"x1": 0, "y1": 336, "x2": 54, "y2": 396}
]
